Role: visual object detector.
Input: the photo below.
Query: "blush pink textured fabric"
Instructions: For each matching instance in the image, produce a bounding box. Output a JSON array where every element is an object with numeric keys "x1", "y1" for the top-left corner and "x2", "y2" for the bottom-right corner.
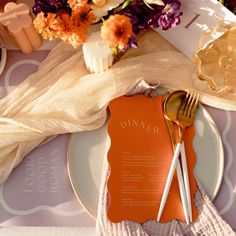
[{"x1": 96, "y1": 157, "x2": 235, "y2": 236}]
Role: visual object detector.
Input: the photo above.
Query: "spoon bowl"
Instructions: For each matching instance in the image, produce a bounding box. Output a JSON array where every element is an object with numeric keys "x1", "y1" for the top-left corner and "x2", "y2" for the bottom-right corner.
[{"x1": 163, "y1": 90, "x2": 186, "y2": 124}]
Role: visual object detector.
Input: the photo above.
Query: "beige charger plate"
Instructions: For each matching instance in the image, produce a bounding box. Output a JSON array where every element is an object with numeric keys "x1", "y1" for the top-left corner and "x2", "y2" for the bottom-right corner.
[{"x1": 67, "y1": 104, "x2": 224, "y2": 219}]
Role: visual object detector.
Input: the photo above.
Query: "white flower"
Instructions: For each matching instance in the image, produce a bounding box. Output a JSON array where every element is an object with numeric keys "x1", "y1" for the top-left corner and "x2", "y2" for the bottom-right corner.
[
  {"x1": 144, "y1": 0, "x2": 164, "y2": 5},
  {"x1": 143, "y1": 0, "x2": 164, "y2": 10},
  {"x1": 91, "y1": 0, "x2": 125, "y2": 22}
]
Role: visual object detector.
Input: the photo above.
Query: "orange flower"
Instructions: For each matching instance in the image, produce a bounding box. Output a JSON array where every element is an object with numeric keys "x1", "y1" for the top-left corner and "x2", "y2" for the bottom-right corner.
[
  {"x1": 33, "y1": 12, "x2": 66, "y2": 40},
  {"x1": 47, "y1": 13, "x2": 67, "y2": 32},
  {"x1": 70, "y1": 4, "x2": 95, "y2": 28},
  {"x1": 60, "y1": 11, "x2": 70, "y2": 23},
  {"x1": 61, "y1": 28, "x2": 87, "y2": 48},
  {"x1": 68, "y1": 0, "x2": 88, "y2": 10},
  {"x1": 101, "y1": 14, "x2": 133, "y2": 49},
  {"x1": 66, "y1": 5, "x2": 95, "y2": 46},
  {"x1": 33, "y1": 4, "x2": 95, "y2": 48}
]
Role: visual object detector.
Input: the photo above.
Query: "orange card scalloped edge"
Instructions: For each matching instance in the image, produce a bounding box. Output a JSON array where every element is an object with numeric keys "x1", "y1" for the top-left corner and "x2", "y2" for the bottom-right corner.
[{"x1": 107, "y1": 95, "x2": 198, "y2": 223}]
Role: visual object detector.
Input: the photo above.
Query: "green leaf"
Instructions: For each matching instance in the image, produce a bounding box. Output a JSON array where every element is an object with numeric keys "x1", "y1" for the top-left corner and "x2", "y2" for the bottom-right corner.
[{"x1": 111, "y1": 47, "x2": 119, "y2": 56}]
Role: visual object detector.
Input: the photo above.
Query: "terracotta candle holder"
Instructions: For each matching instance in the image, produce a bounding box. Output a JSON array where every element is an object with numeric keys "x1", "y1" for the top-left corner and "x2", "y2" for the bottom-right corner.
[
  {"x1": 0, "y1": 2, "x2": 42, "y2": 54},
  {"x1": 0, "y1": 0, "x2": 16, "y2": 12}
]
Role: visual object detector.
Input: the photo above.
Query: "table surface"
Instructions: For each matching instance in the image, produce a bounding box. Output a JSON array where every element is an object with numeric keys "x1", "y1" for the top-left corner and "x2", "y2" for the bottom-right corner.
[{"x1": 0, "y1": 45, "x2": 235, "y2": 234}]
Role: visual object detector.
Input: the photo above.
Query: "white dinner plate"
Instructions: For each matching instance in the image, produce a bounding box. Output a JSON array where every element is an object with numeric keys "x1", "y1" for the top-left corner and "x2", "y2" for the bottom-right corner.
[{"x1": 67, "y1": 104, "x2": 224, "y2": 219}]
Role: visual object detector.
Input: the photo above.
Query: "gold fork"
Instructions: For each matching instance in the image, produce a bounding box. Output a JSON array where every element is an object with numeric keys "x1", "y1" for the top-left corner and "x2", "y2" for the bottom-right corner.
[
  {"x1": 177, "y1": 91, "x2": 200, "y2": 142},
  {"x1": 157, "y1": 91, "x2": 200, "y2": 223},
  {"x1": 176, "y1": 91, "x2": 200, "y2": 223}
]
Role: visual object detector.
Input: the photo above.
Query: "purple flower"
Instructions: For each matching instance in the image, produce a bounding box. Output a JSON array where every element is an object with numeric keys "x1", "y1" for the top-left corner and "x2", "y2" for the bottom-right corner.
[
  {"x1": 158, "y1": 1, "x2": 182, "y2": 30},
  {"x1": 118, "y1": 0, "x2": 182, "y2": 34},
  {"x1": 121, "y1": 35, "x2": 138, "y2": 51},
  {"x1": 115, "y1": 0, "x2": 182, "y2": 51},
  {"x1": 119, "y1": 0, "x2": 163, "y2": 34},
  {"x1": 32, "y1": 0, "x2": 69, "y2": 15}
]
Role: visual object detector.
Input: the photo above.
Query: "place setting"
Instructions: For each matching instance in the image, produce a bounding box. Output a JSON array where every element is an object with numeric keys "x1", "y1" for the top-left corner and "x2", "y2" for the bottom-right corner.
[
  {"x1": 0, "y1": 0, "x2": 235, "y2": 235},
  {"x1": 67, "y1": 89, "x2": 224, "y2": 222}
]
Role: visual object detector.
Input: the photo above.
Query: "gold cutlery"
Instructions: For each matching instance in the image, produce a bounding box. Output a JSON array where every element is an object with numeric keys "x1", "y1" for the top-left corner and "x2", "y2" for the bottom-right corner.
[
  {"x1": 158, "y1": 91, "x2": 200, "y2": 223},
  {"x1": 163, "y1": 94, "x2": 190, "y2": 224}
]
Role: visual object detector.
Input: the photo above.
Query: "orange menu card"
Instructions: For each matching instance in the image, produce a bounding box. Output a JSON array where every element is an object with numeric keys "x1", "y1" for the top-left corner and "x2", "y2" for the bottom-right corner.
[{"x1": 107, "y1": 95, "x2": 198, "y2": 223}]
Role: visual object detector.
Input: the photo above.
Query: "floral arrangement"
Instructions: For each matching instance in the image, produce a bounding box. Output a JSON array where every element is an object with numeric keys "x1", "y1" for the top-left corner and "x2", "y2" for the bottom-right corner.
[
  {"x1": 33, "y1": 0, "x2": 182, "y2": 53},
  {"x1": 218, "y1": 0, "x2": 236, "y2": 14}
]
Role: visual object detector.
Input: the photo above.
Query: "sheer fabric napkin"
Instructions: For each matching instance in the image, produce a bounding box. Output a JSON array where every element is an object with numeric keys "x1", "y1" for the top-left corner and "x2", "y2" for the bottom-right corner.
[{"x1": 0, "y1": 31, "x2": 195, "y2": 183}]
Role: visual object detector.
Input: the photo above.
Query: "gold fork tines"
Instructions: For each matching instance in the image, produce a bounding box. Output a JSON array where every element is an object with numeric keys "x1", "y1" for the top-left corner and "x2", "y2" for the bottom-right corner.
[
  {"x1": 186, "y1": 92, "x2": 199, "y2": 118},
  {"x1": 178, "y1": 91, "x2": 200, "y2": 137},
  {"x1": 191, "y1": 92, "x2": 200, "y2": 118}
]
